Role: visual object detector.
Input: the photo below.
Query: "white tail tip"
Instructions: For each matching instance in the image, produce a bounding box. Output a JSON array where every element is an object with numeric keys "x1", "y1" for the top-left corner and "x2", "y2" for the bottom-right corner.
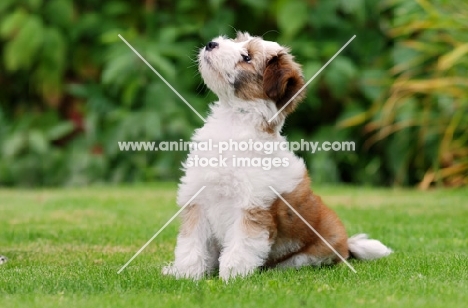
[{"x1": 348, "y1": 234, "x2": 393, "y2": 260}]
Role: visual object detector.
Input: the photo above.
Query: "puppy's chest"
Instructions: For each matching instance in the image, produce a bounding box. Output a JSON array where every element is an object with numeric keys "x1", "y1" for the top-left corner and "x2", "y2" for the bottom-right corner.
[
  {"x1": 184, "y1": 119, "x2": 305, "y2": 206},
  {"x1": 202, "y1": 198, "x2": 239, "y2": 241},
  {"x1": 178, "y1": 111, "x2": 306, "y2": 239}
]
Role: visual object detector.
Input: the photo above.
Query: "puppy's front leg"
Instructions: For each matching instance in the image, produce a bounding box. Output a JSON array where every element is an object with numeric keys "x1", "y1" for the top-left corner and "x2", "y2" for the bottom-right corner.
[
  {"x1": 219, "y1": 208, "x2": 275, "y2": 281},
  {"x1": 162, "y1": 204, "x2": 217, "y2": 280}
]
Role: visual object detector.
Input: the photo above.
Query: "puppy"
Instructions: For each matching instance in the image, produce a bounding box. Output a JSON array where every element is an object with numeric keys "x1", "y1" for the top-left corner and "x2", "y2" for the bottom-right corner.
[{"x1": 163, "y1": 32, "x2": 392, "y2": 281}]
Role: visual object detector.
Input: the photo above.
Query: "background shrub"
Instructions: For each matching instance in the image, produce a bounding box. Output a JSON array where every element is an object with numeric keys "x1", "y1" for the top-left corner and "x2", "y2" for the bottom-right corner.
[{"x1": 0, "y1": 0, "x2": 466, "y2": 187}]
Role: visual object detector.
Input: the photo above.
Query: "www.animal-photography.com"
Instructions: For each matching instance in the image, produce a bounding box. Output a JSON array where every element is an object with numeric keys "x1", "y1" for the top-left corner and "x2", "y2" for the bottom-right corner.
[{"x1": 1, "y1": 1, "x2": 467, "y2": 308}]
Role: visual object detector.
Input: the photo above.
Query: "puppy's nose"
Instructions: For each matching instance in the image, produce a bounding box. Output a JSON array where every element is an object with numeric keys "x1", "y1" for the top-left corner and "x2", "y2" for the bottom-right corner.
[{"x1": 205, "y1": 41, "x2": 219, "y2": 51}]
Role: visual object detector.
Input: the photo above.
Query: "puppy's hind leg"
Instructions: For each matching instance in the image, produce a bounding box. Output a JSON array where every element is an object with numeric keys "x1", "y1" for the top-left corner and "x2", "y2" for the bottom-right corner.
[{"x1": 162, "y1": 204, "x2": 217, "y2": 280}]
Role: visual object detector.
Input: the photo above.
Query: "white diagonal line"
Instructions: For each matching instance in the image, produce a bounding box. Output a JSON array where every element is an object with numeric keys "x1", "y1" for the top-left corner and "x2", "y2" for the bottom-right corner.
[
  {"x1": 117, "y1": 186, "x2": 206, "y2": 274},
  {"x1": 268, "y1": 186, "x2": 357, "y2": 273},
  {"x1": 268, "y1": 35, "x2": 356, "y2": 123},
  {"x1": 118, "y1": 34, "x2": 206, "y2": 123}
]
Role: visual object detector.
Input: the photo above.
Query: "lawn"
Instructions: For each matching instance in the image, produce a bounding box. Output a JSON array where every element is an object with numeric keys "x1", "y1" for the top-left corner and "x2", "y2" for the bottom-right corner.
[{"x1": 0, "y1": 183, "x2": 467, "y2": 308}]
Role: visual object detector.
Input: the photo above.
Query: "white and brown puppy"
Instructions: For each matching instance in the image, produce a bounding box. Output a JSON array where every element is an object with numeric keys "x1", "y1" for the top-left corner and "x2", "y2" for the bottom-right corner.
[{"x1": 163, "y1": 32, "x2": 392, "y2": 281}]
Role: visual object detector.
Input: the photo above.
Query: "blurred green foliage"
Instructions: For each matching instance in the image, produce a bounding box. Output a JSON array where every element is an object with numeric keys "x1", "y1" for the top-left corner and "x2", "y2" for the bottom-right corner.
[
  {"x1": 341, "y1": 0, "x2": 468, "y2": 187},
  {"x1": 0, "y1": 0, "x2": 466, "y2": 187}
]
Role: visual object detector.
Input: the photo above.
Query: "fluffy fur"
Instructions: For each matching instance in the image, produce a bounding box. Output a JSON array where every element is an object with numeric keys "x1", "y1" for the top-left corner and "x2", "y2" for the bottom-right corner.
[{"x1": 162, "y1": 32, "x2": 392, "y2": 281}]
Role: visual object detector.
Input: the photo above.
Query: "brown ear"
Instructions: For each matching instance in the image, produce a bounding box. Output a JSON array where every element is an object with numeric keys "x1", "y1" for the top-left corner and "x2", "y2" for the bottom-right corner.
[{"x1": 263, "y1": 53, "x2": 305, "y2": 114}]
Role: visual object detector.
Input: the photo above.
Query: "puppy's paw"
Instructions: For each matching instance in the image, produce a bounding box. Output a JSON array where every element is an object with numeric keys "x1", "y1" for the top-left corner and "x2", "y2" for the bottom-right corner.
[
  {"x1": 162, "y1": 263, "x2": 206, "y2": 280},
  {"x1": 219, "y1": 264, "x2": 255, "y2": 281},
  {"x1": 219, "y1": 253, "x2": 258, "y2": 281},
  {"x1": 161, "y1": 264, "x2": 178, "y2": 277}
]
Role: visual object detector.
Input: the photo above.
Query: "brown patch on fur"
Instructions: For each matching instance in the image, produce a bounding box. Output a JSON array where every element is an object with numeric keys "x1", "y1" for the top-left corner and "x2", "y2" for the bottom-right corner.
[
  {"x1": 260, "y1": 122, "x2": 276, "y2": 134},
  {"x1": 234, "y1": 71, "x2": 264, "y2": 101},
  {"x1": 266, "y1": 173, "x2": 349, "y2": 266},
  {"x1": 243, "y1": 208, "x2": 277, "y2": 242},
  {"x1": 234, "y1": 38, "x2": 268, "y2": 101},
  {"x1": 232, "y1": 38, "x2": 305, "y2": 133},
  {"x1": 263, "y1": 52, "x2": 305, "y2": 115},
  {"x1": 180, "y1": 204, "x2": 201, "y2": 237}
]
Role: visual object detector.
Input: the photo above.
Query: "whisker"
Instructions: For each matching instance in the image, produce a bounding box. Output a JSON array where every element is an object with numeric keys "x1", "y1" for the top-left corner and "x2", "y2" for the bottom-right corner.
[
  {"x1": 196, "y1": 82, "x2": 207, "y2": 95},
  {"x1": 228, "y1": 25, "x2": 238, "y2": 36},
  {"x1": 261, "y1": 29, "x2": 279, "y2": 39}
]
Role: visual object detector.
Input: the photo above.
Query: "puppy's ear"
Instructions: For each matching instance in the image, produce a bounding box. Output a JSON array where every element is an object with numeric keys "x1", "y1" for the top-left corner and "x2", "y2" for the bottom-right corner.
[{"x1": 263, "y1": 53, "x2": 305, "y2": 114}]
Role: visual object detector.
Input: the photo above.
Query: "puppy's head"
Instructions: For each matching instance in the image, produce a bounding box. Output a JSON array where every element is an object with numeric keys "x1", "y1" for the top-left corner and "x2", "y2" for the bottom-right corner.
[{"x1": 198, "y1": 32, "x2": 305, "y2": 116}]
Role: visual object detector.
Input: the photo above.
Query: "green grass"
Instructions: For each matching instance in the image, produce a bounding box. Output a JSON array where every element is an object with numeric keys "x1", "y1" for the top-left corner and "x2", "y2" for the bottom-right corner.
[{"x1": 1, "y1": 183, "x2": 467, "y2": 308}]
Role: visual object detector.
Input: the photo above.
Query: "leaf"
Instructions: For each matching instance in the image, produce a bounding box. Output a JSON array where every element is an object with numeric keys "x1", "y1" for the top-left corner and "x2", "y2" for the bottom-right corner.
[
  {"x1": 25, "y1": 0, "x2": 43, "y2": 11},
  {"x1": 42, "y1": 28, "x2": 66, "y2": 66},
  {"x1": 277, "y1": 0, "x2": 308, "y2": 38},
  {"x1": 3, "y1": 132, "x2": 26, "y2": 157},
  {"x1": 29, "y1": 130, "x2": 49, "y2": 154},
  {"x1": 324, "y1": 57, "x2": 357, "y2": 98},
  {"x1": 340, "y1": 0, "x2": 365, "y2": 23},
  {"x1": 0, "y1": 8, "x2": 28, "y2": 38},
  {"x1": 31, "y1": 28, "x2": 66, "y2": 100},
  {"x1": 393, "y1": 77, "x2": 468, "y2": 93},
  {"x1": 4, "y1": 15, "x2": 44, "y2": 71},
  {"x1": 360, "y1": 69, "x2": 388, "y2": 98},
  {"x1": 391, "y1": 44, "x2": 420, "y2": 68},
  {"x1": 122, "y1": 78, "x2": 142, "y2": 107},
  {"x1": 145, "y1": 51, "x2": 176, "y2": 80},
  {"x1": 438, "y1": 43, "x2": 468, "y2": 71},
  {"x1": 337, "y1": 102, "x2": 367, "y2": 128},
  {"x1": 102, "y1": 53, "x2": 134, "y2": 85},
  {"x1": 71, "y1": 12, "x2": 100, "y2": 40},
  {"x1": 386, "y1": 131, "x2": 412, "y2": 185},
  {"x1": 308, "y1": 152, "x2": 339, "y2": 183},
  {"x1": 143, "y1": 111, "x2": 162, "y2": 139},
  {"x1": 44, "y1": 0, "x2": 74, "y2": 28},
  {"x1": 208, "y1": 0, "x2": 227, "y2": 10},
  {"x1": 35, "y1": 28, "x2": 66, "y2": 86},
  {"x1": 66, "y1": 84, "x2": 89, "y2": 98},
  {"x1": 103, "y1": 1, "x2": 130, "y2": 15},
  {"x1": 47, "y1": 122, "x2": 75, "y2": 141},
  {"x1": 0, "y1": 0, "x2": 15, "y2": 13},
  {"x1": 101, "y1": 29, "x2": 123, "y2": 44}
]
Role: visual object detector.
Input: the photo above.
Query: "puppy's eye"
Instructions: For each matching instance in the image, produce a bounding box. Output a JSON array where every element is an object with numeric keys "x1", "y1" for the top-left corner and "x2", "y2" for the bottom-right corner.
[{"x1": 242, "y1": 54, "x2": 251, "y2": 63}]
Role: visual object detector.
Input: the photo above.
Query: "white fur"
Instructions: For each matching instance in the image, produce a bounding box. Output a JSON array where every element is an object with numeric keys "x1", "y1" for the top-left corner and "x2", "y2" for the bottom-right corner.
[{"x1": 348, "y1": 234, "x2": 393, "y2": 260}]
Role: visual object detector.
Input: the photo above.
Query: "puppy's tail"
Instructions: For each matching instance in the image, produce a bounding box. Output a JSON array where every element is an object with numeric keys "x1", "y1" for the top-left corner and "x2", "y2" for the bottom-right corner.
[{"x1": 347, "y1": 234, "x2": 392, "y2": 260}]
